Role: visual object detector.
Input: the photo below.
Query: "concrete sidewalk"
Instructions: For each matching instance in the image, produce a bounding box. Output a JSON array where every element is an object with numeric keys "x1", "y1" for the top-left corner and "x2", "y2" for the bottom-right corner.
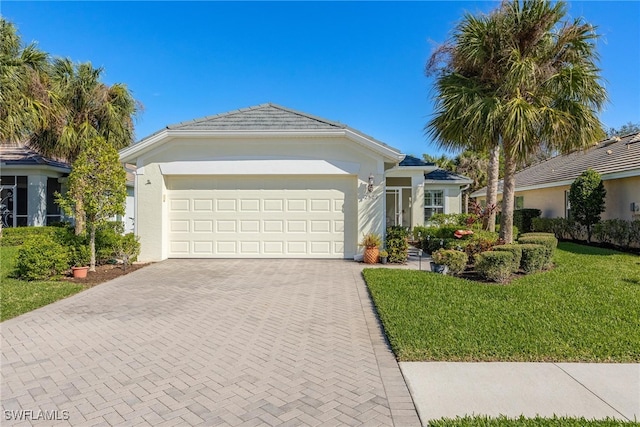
[{"x1": 401, "y1": 362, "x2": 639, "y2": 423}]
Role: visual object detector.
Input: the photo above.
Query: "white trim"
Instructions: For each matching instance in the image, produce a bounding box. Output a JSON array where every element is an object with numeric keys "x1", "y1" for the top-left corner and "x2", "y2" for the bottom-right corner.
[
  {"x1": 120, "y1": 129, "x2": 403, "y2": 163},
  {"x1": 158, "y1": 159, "x2": 359, "y2": 176},
  {"x1": 424, "y1": 179, "x2": 472, "y2": 185}
]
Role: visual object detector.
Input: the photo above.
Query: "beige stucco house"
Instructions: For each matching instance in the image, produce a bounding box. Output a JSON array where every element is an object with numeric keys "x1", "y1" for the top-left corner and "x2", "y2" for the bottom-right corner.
[
  {"x1": 471, "y1": 132, "x2": 640, "y2": 221},
  {"x1": 120, "y1": 104, "x2": 471, "y2": 261}
]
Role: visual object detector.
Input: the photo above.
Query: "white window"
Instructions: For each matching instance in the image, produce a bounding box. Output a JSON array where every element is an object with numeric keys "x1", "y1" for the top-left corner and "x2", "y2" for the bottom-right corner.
[{"x1": 424, "y1": 190, "x2": 444, "y2": 221}]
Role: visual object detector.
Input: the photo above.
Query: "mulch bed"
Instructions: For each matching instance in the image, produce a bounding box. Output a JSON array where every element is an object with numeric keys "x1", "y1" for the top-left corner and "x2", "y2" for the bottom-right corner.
[{"x1": 61, "y1": 263, "x2": 149, "y2": 288}]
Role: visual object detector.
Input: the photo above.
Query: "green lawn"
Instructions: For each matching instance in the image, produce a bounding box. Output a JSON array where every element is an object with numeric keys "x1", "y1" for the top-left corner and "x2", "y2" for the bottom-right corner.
[
  {"x1": 363, "y1": 242, "x2": 640, "y2": 362},
  {"x1": 428, "y1": 416, "x2": 636, "y2": 426},
  {"x1": 1, "y1": 246, "x2": 83, "y2": 322}
]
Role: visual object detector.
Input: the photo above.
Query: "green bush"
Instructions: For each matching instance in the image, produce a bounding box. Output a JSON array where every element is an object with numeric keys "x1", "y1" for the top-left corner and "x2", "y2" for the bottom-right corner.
[
  {"x1": 114, "y1": 233, "x2": 140, "y2": 268},
  {"x1": 474, "y1": 251, "x2": 514, "y2": 283},
  {"x1": 385, "y1": 226, "x2": 409, "y2": 263},
  {"x1": 593, "y1": 219, "x2": 640, "y2": 249},
  {"x1": 519, "y1": 234, "x2": 557, "y2": 267},
  {"x1": 431, "y1": 249, "x2": 468, "y2": 275},
  {"x1": 518, "y1": 244, "x2": 548, "y2": 273},
  {"x1": 15, "y1": 237, "x2": 70, "y2": 280},
  {"x1": 492, "y1": 244, "x2": 523, "y2": 272},
  {"x1": 95, "y1": 221, "x2": 125, "y2": 263},
  {"x1": 514, "y1": 209, "x2": 542, "y2": 233},
  {"x1": 0, "y1": 226, "x2": 67, "y2": 246},
  {"x1": 428, "y1": 213, "x2": 479, "y2": 227},
  {"x1": 68, "y1": 244, "x2": 91, "y2": 267},
  {"x1": 445, "y1": 230, "x2": 501, "y2": 260},
  {"x1": 531, "y1": 217, "x2": 584, "y2": 240}
]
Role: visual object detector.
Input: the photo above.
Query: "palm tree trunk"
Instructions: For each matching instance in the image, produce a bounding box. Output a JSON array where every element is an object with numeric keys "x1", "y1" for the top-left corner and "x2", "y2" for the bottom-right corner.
[
  {"x1": 89, "y1": 222, "x2": 96, "y2": 272},
  {"x1": 500, "y1": 146, "x2": 518, "y2": 244},
  {"x1": 484, "y1": 145, "x2": 500, "y2": 231}
]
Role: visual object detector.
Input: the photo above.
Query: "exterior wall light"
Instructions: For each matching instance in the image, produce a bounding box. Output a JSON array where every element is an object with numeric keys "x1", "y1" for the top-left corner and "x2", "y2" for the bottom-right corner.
[{"x1": 367, "y1": 174, "x2": 375, "y2": 193}]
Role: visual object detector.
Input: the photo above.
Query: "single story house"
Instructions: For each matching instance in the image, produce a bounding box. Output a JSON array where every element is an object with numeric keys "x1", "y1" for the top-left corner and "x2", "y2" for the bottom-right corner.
[
  {"x1": 120, "y1": 103, "x2": 471, "y2": 261},
  {"x1": 0, "y1": 141, "x2": 70, "y2": 227},
  {"x1": 471, "y1": 132, "x2": 640, "y2": 221},
  {"x1": 1, "y1": 141, "x2": 135, "y2": 232}
]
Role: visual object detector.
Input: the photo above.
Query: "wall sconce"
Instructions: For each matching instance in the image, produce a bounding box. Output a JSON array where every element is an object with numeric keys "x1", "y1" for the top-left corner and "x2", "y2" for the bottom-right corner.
[
  {"x1": 367, "y1": 173, "x2": 375, "y2": 193},
  {"x1": 145, "y1": 179, "x2": 151, "y2": 185}
]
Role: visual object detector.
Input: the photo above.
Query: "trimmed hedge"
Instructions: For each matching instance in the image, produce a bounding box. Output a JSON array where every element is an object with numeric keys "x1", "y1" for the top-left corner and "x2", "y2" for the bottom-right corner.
[
  {"x1": 431, "y1": 249, "x2": 468, "y2": 275},
  {"x1": 492, "y1": 244, "x2": 523, "y2": 272},
  {"x1": 0, "y1": 226, "x2": 66, "y2": 246},
  {"x1": 518, "y1": 244, "x2": 548, "y2": 273},
  {"x1": 519, "y1": 234, "x2": 557, "y2": 268},
  {"x1": 475, "y1": 251, "x2": 514, "y2": 283},
  {"x1": 15, "y1": 237, "x2": 70, "y2": 280}
]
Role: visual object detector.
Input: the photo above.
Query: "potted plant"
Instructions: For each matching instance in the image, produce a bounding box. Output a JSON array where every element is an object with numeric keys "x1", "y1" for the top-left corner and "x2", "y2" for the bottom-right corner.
[
  {"x1": 430, "y1": 249, "x2": 449, "y2": 274},
  {"x1": 359, "y1": 233, "x2": 382, "y2": 264},
  {"x1": 379, "y1": 249, "x2": 388, "y2": 264},
  {"x1": 69, "y1": 245, "x2": 90, "y2": 278}
]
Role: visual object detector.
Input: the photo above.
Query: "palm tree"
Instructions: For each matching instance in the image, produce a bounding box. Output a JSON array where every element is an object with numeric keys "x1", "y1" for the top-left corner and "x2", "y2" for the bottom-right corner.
[
  {"x1": 427, "y1": 0, "x2": 606, "y2": 242},
  {"x1": 29, "y1": 58, "x2": 139, "y2": 233},
  {"x1": 0, "y1": 18, "x2": 50, "y2": 142}
]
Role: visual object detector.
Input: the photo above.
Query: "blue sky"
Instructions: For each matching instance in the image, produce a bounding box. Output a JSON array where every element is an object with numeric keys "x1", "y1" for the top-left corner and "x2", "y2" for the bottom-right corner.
[{"x1": 3, "y1": 1, "x2": 639, "y2": 157}]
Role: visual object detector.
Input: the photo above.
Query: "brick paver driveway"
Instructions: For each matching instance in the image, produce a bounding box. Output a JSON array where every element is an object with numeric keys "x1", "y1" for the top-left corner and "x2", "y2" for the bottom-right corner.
[{"x1": 1, "y1": 260, "x2": 420, "y2": 426}]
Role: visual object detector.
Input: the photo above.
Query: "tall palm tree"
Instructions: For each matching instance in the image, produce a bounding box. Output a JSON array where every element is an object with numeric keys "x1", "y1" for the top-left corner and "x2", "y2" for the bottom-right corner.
[
  {"x1": 427, "y1": 0, "x2": 606, "y2": 242},
  {"x1": 0, "y1": 18, "x2": 50, "y2": 142},
  {"x1": 30, "y1": 58, "x2": 140, "y2": 233}
]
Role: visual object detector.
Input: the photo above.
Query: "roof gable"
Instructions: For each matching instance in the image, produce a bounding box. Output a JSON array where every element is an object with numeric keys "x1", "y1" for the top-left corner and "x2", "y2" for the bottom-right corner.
[
  {"x1": 168, "y1": 103, "x2": 345, "y2": 131},
  {"x1": 0, "y1": 142, "x2": 70, "y2": 171},
  {"x1": 121, "y1": 103, "x2": 403, "y2": 163}
]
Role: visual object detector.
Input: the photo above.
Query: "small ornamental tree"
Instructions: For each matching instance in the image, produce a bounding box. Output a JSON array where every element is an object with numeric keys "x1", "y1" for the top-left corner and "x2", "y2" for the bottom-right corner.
[
  {"x1": 58, "y1": 137, "x2": 126, "y2": 271},
  {"x1": 568, "y1": 169, "x2": 606, "y2": 242}
]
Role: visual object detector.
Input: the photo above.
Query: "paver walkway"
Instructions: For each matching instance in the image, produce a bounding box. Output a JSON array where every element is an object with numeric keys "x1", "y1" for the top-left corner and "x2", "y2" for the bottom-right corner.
[{"x1": 1, "y1": 259, "x2": 420, "y2": 426}]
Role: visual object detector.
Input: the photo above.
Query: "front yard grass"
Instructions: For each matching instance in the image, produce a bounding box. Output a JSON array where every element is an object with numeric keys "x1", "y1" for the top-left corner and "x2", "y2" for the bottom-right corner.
[
  {"x1": 428, "y1": 415, "x2": 634, "y2": 426},
  {"x1": 363, "y1": 242, "x2": 640, "y2": 362},
  {"x1": 1, "y1": 246, "x2": 83, "y2": 321}
]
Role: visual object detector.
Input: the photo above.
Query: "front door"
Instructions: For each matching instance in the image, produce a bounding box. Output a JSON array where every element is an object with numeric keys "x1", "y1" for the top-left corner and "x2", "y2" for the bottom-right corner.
[{"x1": 386, "y1": 187, "x2": 411, "y2": 227}]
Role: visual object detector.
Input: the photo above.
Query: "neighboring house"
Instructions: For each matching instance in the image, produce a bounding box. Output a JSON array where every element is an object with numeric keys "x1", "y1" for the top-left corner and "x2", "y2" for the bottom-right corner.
[
  {"x1": 0, "y1": 141, "x2": 70, "y2": 227},
  {"x1": 120, "y1": 103, "x2": 471, "y2": 261},
  {"x1": 0, "y1": 141, "x2": 135, "y2": 232},
  {"x1": 471, "y1": 132, "x2": 640, "y2": 221}
]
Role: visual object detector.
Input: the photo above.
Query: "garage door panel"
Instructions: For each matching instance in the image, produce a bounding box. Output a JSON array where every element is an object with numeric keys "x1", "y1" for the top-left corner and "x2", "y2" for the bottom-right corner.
[{"x1": 167, "y1": 176, "x2": 355, "y2": 258}]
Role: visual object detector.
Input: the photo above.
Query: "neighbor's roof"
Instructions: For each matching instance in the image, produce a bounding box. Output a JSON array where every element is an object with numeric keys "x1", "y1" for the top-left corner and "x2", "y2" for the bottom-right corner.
[
  {"x1": 425, "y1": 169, "x2": 473, "y2": 184},
  {"x1": 399, "y1": 155, "x2": 434, "y2": 167},
  {"x1": 0, "y1": 141, "x2": 70, "y2": 171},
  {"x1": 470, "y1": 132, "x2": 640, "y2": 197}
]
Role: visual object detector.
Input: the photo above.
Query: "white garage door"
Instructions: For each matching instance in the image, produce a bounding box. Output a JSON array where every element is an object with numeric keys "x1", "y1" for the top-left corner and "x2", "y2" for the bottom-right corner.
[{"x1": 166, "y1": 176, "x2": 357, "y2": 258}]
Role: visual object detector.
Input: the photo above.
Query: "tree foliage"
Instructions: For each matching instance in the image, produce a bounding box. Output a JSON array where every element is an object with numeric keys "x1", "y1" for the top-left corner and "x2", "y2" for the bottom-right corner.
[
  {"x1": 58, "y1": 137, "x2": 126, "y2": 271},
  {"x1": 426, "y1": 0, "x2": 606, "y2": 243},
  {"x1": 568, "y1": 169, "x2": 606, "y2": 243},
  {"x1": 607, "y1": 122, "x2": 640, "y2": 137}
]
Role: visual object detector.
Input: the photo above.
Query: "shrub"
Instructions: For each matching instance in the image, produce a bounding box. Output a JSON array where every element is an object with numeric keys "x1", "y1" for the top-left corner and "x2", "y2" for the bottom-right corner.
[
  {"x1": 446, "y1": 230, "x2": 501, "y2": 260},
  {"x1": 68, "y1": 244, "x2": 91, "y2": 267},
  {"x1": 114, "y1": 233, "x2": 141, "y2": 269},
  {"x1": 531, "y1": 217, "x2": 584, "y2": 240},
  {"x1": 474, "y1": 251, "x2": 514, "y2": 283},
  {"x1": 385, "y1": 226, "x2": 409, "y2": 263},
  {"x1": 518, "y1": 244, "x2": 548, "y2": 273},
  {"x1": 431, "y1": 249, "x2": 468, "y2": 275},
  {"x1": 569, "y1": 169, "x2": 606, "y2": 242},
  {"x1": 514, "y1": 209, "x2": 541, "y2": 233},
  {"x1": 0, "y1": 226, "x2": 66, "y2": 246},
  {"x1": 519, "y1": 234, "x2": 557, "y2": 267},
  {"x1": 428, "y1": 213, "x2": 479, "y2": 227},
  {"x1": 492, "y1": 244, "x2": 523, "y2": 272},
  {"x1": 593, "y1": 219, "x2": 640, "y2": 249},
  {"x1": 95, "y1": 221, "x2": 125, "y2": 263},
  {"x1": 15, "y1": 237, "x2": 70, "y2": 280}
]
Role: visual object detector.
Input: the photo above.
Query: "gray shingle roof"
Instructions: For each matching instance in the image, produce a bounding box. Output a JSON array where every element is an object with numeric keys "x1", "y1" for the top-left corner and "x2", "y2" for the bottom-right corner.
[
  {"x1": 0, "y1": 142, "x2": 70, "y2": 170},
  {"x1": 135, "y1": 103, "x2": 400, "y2": 155},
  {"x1": 425, "y1": 169, "x2": 473, "y2": 183},
  {"x1": 399, "y1": 155, "x2": 434, "y2": 167},
  {"x1": 168, "y1": 103, "x2": 346, "y2": 131},
  {"x1": 470, "y1": 132, "x2": 640, "y2": 197}
]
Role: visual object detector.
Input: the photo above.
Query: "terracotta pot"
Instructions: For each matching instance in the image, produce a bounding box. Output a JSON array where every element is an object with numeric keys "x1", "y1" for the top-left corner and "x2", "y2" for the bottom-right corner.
[
  {"x1": 71, "y1": 266, "x2": 89, "y2": 278},
  {"x1": 364, "y1": 247, "x2": 379, "y2": 264}
]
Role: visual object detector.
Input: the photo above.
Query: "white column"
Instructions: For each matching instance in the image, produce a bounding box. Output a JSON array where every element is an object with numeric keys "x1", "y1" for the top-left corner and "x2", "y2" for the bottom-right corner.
[
  {"x1": 411, "y1": 174, "x2": 425, "y2": 228},
  {"x1": 27, "y1": 175, "x2": 48, "y2": 226}
]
